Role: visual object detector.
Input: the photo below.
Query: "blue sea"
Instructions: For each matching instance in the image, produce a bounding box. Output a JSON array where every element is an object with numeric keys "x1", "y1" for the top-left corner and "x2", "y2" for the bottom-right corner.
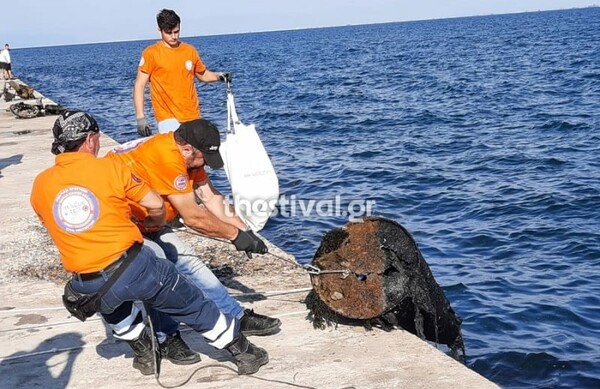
[{"x1": 14, "y1": 8, "x2": 600, "y2": 388}]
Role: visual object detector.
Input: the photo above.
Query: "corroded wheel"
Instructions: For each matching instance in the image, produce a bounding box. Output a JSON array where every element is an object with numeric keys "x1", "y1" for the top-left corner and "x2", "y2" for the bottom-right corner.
[
  {"x1": 13, "y1": 104, "x2": 40, "y2": 119},
  {"x1": 9, "y1": 102, "x2": 25, "y2": 116}
]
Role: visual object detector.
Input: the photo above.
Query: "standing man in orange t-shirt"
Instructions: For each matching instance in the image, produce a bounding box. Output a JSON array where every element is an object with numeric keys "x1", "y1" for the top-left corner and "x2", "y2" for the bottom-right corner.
[
  {"x1": 134, "y1": 8, "x2": 231, "y2": 136},
  {"x1": 31, "y1": 111, "x2": 269, "y2": 376}
]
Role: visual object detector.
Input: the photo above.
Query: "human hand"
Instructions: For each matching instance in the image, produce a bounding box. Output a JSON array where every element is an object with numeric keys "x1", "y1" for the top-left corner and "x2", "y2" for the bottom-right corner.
[
  {"x1": 231, "y1": 229, "x2": 268, "y2": 255},
  {"x1": 218, "y1": 72, "x2": 232, "y2": 83},
  {"x1": 143, "y1": 224, "x2": 164, "y2": 233},
  {"x1": 142, "y1": 217, "x2": 164, "y2": 233},
  {"x1": 136, "y1": 117, "x2": 152, "y2": 137}
]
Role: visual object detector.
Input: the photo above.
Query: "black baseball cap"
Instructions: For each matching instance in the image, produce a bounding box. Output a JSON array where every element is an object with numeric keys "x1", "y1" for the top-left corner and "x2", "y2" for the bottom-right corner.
[{"x1": 176, "y1": 119, "x2": 224, "y2": 169}]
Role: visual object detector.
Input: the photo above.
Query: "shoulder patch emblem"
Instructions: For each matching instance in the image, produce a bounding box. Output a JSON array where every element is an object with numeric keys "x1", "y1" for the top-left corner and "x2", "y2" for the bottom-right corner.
[
  {"x1": 185, "y1": 60, "x2": 193, "y2": 71},
  {"x1": 174, "y1": 174, "x2": 188, "y2": 191},
  {"x1": 53, "y1": 186, "x2": 99, "y2": 233},
  {"x1": 139, "y1": 56, "x2": 145, "y2": 67}
]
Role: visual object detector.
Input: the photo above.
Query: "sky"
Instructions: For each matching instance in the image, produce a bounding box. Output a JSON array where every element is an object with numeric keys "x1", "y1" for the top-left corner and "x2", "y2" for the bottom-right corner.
[{"x1": 1, "y1": 1, "x2": 597, "y2": 48}]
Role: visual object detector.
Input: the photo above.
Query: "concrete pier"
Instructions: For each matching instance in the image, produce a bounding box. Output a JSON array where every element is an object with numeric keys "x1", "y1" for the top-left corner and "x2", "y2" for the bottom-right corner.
[{"x1": 0, "y1": 81, "x2": 499, "y2": 388}]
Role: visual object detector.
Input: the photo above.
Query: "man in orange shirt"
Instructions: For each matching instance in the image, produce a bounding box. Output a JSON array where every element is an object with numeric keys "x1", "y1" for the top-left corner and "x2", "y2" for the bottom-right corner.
[
  {"x1": 106, "y1": 119, "x2": 282, "y2": 342},
  {"x1": 134, "y1": 8, "x2": 231, "y2": 136},
  {"x1": 31, "y1": 111, "x2": 269, "y2": 376}
]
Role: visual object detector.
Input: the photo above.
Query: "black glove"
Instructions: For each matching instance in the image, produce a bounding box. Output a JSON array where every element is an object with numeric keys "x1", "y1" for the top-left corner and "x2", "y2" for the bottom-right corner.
[
  {"x1": 218, "y1": 72, "x2": 232, "y2": 83},
  {"x1": 231, "y1": 229, "x2": 268, "y2": 255},
  {"x1": 136, "y1": 117, "x2": 152, "y2": 137}
]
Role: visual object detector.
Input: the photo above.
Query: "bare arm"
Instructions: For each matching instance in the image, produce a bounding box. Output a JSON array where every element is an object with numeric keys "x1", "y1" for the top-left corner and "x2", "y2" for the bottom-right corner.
[
  {"x1": 195, "y1": 178, "x2": 247, "y2": 230},
  {"x1": 168, "y1": 191, "x2": 239, "y2": 240},
  {"x1": 138, "y1": 190, "x2": 166, "y2": 230},
  {"x1": 194, "y1": 69, "x2": 222, "y2": 83},
  {"x1": 133, "y1": 70, "x2": 150, "y2": 119}
]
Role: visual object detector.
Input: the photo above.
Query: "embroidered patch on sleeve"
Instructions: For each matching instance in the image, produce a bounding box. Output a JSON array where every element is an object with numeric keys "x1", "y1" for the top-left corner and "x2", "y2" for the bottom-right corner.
[{"x1": 173, "y1": 174, "x2": 188, "y2": 191}]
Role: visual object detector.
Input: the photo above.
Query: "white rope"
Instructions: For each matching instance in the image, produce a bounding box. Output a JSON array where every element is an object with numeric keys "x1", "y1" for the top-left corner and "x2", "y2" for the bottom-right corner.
[
  {"x1": 0, "y1": 309, "x2": 309, "y2": 363},
  {"x1": 0, "y1": 306, "x2": 66, "y2": 314},
  {"x1": 273, "y1": 310, "x2": 309, "y2": 318},
  {"x1": 0, "y1": 316, "x2": 102, "y2": 333},
  {"x1": 230, "y1": 287, "x2": 312, "y2": 297},
  {"x1": 1, "y1": 344, "x2": 97, "y2": 362},
  {"x1": 0, "y1": 288, "x2": 312, "y2": 315}
]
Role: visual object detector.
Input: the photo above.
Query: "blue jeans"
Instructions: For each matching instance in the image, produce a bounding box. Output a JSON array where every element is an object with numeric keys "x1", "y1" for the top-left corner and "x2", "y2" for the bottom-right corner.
[
  {"x1": 144, "y1": 227, "x2": 245, "y2": 319},
  {"x1": 70, "y1": 244, "x2": 239, "y2": 349}
]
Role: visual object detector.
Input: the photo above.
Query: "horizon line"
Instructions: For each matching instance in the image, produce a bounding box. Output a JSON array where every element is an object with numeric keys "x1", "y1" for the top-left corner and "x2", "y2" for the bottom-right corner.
[{"x1": 13, "y1": 6, "x2": 598, "y2": 50}]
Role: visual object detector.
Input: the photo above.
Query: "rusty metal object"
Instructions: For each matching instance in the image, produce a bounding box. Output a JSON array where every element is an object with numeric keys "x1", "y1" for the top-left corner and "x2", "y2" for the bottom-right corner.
[
  {"x1": 307, "y1": 217, "x2": 464, "y2": 354},
  {"x1": 310, "y1": 220, "x2": 390, "y2": 319}
]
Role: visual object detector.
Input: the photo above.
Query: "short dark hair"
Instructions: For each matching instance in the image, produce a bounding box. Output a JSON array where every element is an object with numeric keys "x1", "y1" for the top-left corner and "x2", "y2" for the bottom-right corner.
[{"x1": 157, "y1": 9, "x2": 180, "y2": 31}]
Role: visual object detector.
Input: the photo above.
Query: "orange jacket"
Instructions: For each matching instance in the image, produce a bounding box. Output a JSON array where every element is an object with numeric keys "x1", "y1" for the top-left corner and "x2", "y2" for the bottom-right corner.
[
  {"x1": 139, "y1": 41, "x2": 207, "y2": 122},
  {"x1": 105, "y1": 133, "x2": 208, "y2": 228},
  {"x1": 30, "y1": 153, "x2": 150, "y2": 273}
]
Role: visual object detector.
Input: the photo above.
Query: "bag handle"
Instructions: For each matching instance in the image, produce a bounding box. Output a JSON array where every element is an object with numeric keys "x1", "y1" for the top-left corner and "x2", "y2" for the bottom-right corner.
[{"x1": 226, "y1": 88, "x2": 241, "y2": 135}]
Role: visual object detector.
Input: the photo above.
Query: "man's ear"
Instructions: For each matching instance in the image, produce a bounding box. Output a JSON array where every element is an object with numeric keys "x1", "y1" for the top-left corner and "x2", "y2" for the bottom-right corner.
[
  {"x1": 85, "y1": 132, "x2": 100, "y2": 153},
  {"x1": 88, "y1": 132, "x2": 97, "y2": 145},
  {"x1": 83, "y1": 133, "x2": 93, "y2": 148},
  {"x1": 181, "y1": 144, "x2": 194, "y2": 156}
]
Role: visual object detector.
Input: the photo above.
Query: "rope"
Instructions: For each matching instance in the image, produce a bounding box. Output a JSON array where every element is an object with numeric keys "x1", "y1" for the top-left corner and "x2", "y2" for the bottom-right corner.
[
  {"x1": 2, "y1": 315, "x2": 316, "y2": 388},
  {"x1": 0, "y1": 317, "x2": 102, "y2": 333},
  {"x1": 0, "y1": 312, "x2": 292, "y2": 360},
  {"x1": 0, "y1": 344, "x2": 96, "y2": 362},
  {"x1": 0, "y1": 307, "x2": 65, "y2": 313},
  {"x1": 177, "y1": 227, "x2": 350, "y2": 276},
  {"x1": 1, "y1": 229, "x2": 344, "y2": 386},
  {"x1": 230, "y1": 288, "x2": 312, "y2": 297},
  {"x1": 0, "y1": 289, "x2": 312, "y2": 320},
  {"x1": 146, "y1": 306, "x2": 316, "y2": 389}
]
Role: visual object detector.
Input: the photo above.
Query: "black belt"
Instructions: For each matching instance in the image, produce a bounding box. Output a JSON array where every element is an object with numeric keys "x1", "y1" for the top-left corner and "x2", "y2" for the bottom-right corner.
[{"x1": 75, "y1": 243, "x2": 142, "y2": 282}]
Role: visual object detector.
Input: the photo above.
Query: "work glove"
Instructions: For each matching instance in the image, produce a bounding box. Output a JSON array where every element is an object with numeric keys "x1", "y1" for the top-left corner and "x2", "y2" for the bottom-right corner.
[
  {"x1": 218, "y1": 72, "x2": 232, "y2": 83},
  {"x1": 231, "y1": 229, "x2": 268, "y2": 255},
  {"x1": 136, "y1": 117, "x2": 152, "y2": 137}
]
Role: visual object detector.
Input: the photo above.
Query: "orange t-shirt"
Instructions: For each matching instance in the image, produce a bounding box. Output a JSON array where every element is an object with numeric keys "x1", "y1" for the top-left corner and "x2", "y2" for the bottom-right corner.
[
  {"x1": 139, "y1": 41, "x2": 207, "y2": 122},
  {"x1": 30, "y1": 153, "x2": 150, "y2": 273},
  {"x1": 105, "y1": 133, "x2": 208, "y2": 227}
]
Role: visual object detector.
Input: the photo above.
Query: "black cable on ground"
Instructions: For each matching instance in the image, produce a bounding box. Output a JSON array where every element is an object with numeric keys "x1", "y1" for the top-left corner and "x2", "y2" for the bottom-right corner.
[{"x1": 145, "y1": 305, "x2": 316, "y2": 389}]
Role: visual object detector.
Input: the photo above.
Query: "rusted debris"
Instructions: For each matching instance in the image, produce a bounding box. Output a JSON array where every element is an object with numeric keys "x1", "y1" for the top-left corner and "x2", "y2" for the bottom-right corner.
[
  {"x1": 306, "y1": 217, "x2": 465, "y2": 356},
  {"x1": 8, "y1": 81, "x2": 35, "y2": 100}
]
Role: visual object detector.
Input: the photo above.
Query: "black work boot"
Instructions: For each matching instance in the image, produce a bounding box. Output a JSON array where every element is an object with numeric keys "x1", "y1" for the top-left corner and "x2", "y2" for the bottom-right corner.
[
  {"x1": 226, "y1": 334, "x2": 269, "y2": 375},
  {"x1": 126, "y1": 330, "x2": 160, "y2": 376},
  {"x1": 159, "y1": 331, "x2": 201, "y2": 365},
  {"x1": 239, "y1": 309, "x2": 281, "y2": 336}
]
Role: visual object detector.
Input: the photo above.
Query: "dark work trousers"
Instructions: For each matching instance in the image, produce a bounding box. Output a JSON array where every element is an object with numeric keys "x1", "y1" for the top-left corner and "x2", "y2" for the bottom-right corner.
[{"x1": 70, "y1": 244, "x2": 239, "y2": 349}]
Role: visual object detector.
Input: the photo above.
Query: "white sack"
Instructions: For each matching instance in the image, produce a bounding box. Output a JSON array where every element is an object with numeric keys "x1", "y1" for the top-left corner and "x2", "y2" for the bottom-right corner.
[{"x1": 219, "y1": 91, "x2": 279, "y2": 231}]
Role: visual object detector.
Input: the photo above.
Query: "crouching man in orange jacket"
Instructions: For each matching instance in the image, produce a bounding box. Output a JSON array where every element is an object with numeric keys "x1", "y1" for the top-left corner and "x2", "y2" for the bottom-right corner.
[{"x1": 30, "y1": 111, "x2": 268, "y2": 375}]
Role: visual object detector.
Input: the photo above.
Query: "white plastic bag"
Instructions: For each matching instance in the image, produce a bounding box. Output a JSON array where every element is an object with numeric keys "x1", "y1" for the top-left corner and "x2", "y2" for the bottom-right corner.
[{"x1": 219, "y1": 88, "x2": 279, "y2": 231}]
